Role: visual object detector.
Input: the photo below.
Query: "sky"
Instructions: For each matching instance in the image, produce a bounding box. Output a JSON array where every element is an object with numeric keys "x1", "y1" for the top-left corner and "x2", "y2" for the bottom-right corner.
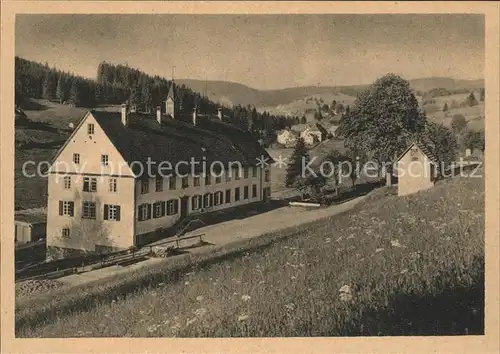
[{"x1": 16, "y1": 14, "x2": 484, "y2": 90}]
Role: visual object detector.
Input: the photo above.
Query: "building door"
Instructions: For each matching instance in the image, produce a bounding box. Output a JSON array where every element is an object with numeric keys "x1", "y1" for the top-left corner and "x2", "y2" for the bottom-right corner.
[{"x1": 180, "y1": 196, "x2": 189, "y2": 218}]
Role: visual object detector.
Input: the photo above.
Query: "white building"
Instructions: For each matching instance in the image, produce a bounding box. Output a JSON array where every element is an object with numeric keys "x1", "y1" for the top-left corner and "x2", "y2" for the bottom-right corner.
[
  {"x1": 46, "y1": 83, "x2": 273, "y2": 258},
  {"x1": 300, "y1": 127, "x2": 323, "y2": 145},
  {"x1": 276, "y1": 129, "x2": 298, "y2": 147}
]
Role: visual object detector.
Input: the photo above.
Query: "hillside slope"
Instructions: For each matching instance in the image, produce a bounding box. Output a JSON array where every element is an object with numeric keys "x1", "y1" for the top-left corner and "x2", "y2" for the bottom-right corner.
[{"x1": 17, "y1": 174, "x2": 484, "y2": 337}]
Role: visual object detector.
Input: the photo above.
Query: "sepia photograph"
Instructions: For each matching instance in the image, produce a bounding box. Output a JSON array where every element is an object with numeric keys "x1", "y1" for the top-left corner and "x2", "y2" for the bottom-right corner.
[{"x1": 2, "y1": 2, "x2": 499, "y2": 351}]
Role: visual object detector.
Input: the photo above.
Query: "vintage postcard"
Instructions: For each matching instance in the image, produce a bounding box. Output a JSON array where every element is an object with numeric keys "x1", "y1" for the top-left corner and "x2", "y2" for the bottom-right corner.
[{"x1": 1, "y1": 1, "x2": 499, "y2": 353}]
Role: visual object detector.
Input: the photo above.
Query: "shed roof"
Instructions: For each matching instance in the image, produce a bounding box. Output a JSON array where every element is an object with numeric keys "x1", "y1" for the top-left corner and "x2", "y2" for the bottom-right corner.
[{"x1": 15, "y1": 213, "x2": 47, "y2": 225}]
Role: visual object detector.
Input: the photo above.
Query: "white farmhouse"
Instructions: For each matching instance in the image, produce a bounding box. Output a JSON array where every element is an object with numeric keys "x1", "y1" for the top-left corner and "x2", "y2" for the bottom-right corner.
[
  {"x1": 276, "y1": 129, "x2": 298, "y2": 147},
  {"x1": 46, "y1": 83, "x2": 273, "y2": 258}
]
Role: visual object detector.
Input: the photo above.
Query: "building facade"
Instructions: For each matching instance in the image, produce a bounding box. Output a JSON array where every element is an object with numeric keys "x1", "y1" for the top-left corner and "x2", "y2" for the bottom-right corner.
[
  {"x1": 46, "y1": 86, "x2": 273, "y2": 258},
  {"x1": 276, "y1": 129, "x2": 298, "y2": 147},
  {"x1": 396, "y1": 142, "x2": 439, "y2": 197}
]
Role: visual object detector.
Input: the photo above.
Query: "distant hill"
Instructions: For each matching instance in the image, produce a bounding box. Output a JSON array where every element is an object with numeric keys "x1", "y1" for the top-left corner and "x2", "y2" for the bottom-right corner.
[{"x1": 177, "y1": 77, "x2": 484, "y2": 113}]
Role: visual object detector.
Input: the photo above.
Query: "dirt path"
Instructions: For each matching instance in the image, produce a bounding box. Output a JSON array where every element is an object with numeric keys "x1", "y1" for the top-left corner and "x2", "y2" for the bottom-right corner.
[{"x1": 56, "y1": 196, "x2": 365, "y2": 288}]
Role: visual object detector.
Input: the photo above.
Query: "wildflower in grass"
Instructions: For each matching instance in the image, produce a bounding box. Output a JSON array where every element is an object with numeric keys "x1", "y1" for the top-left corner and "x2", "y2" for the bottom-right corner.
[
  {"x1": 339, "y1": 284, "x2": 354, "y2": 302},
  {"x1": 158, "y1": 282, "x2": 165, "y2": 286},
  {"x1": 375, "y1": 248, "x2": 384, "y2": 253},
  {"x1": 196, "y1": 295, "x2": 204, "y2": 301},
  {"x1": 325, "y1": 237, "x2": 332, "y2": 243},
  {"x1": 400, "y1": 269, "x2": 408, "y2": 274},
  {"x1": 259, "y1": 280, "x2": 265, "y2": 284},
  {"x1": 285, "y1": 303, "x2": 296, "y2": 312},
  {"x1": 336, "y1": 236, "x2": 343, "y2": 242},
  {"x1": 147, "y1": 324, "x2": 160, "y2": 333},
  {"x1": 241, "y1": 295, "x2": 251, "y2": 302},
  {"x1": 390, "y1": 239, "x2": 404, "y2": 248},
  {"x1": 151, "y1": 291, "x2": 157, "y2": 296},
  {"x1": 238, "y1": 314, "x2": 249, "y2": 321},
  {"x1": 347, "y1": 234, "x2": 355, "y2": 240},
  {"x1": 184, "y1": 281, "x2": 190, "y2": 285},
  {"x1": 195, "y1": 308, "x2": 208, "y2": 317},
  {"x1": 186, "y1": 317, "x2": 197, "y2": 326},
  {"x1": 291, "y1": 276, "x2": 297, "y2": 280}
]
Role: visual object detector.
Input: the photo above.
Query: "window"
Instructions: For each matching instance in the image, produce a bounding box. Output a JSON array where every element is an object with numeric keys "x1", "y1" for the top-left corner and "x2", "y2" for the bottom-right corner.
[
  {"x1": 63, "y1": 176, "x2": 71, "y2": 189},
  {"x1": 62, "y1": 228, "x2": 70, "y2": 238},
  {"x1": 225, "y1": 189, "x2": 231, "y2": 203},
  {"x1": 215, "y1": 175, "x2": 222, "y2": 184},
  {"x1": 182, "y1": 176, "x2": 189, "y2": 189},
  {"x1": 155, "y1": 177, "x2": 163, "y2": 192},
  {"x1": 244, "y1": 168, "x2": 249, "y2": 179},
  {"x1": 101, "y1": 154, "x2": 109, "y2": 166},
  {"x1": 252, "y1": 184, "x2": 257, "y2": 198},
  {"x1": 138, "y1": 204, "x2": 152, "y2": 221},
  {"x1": 205, "y1": 174, "x2": 211, "y2": 186},
  {"x1": 235, "y1": 187, "x2": 240, "y2": 201},
  {"x1": 109, "y1": 178, "x2": 117, "y2": 192},
  {"x1": 214, "y1": 191, "x2": 223, "y2": 206},
  {"x1": 83, "y1": 177, "x2": 97, "y2": 192},
  {"x1": 203, "y1": 193, "x2": 213, "y2": 208},
  {"x1": 141, "y1": 180, "x2": 149, "y2": 194},
  {"x1": 58, "y1": 201, "x2": 74, "y2": 216},
  {"x1": 235, "y1": 169, "x2": 241, "y2": 180},
  {"x1": 104, "y1": 204, "x2": 121, "y2": 221},
  {"x1": 87, "y1": 123, "x2": 95, "y2": 135},
  {"x1": 252, "y1": 166, "x2": 257, "y2": 178},
  {"x1": 225, "y1": 173, "x2": 232, "y2": 182},
  {"x1": 192, "y1": 195, "x2": 202, "y2": 210},
  {"x1": 73, "y1": 153, "x2": 80, "y2": 164},
  {"x1": 153, "y1": 201, "x2": 165, "y2": 218},
  {"x1": 169, "y1": 176, "x2": 176, "y2": 190},
  {"x1": 244, "y1": 186, "x2": 249, "y2": 199},
  {"x1": 167, "y1": 199, "x2": 179, "y2": 215},
  {"x1": 264, "y1": 169, "x2": 270, "y2": 182},
  {"x1": 194, "y1": 176, "x2": 200, "y2": 187},
  {"x1": 82, "y1": 201, "x2": 96, "y2": 219},
  {"x1": 410, "y1": 147, "x2": 419, "y2": 161}
]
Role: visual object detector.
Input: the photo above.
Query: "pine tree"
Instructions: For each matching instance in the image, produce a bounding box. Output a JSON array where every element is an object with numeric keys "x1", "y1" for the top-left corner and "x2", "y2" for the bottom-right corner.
[
  {"x1": 56, "y1": 76, "x2": 65, "y2": 104},
  {"x1": 70, "y1": 79, "x2": 80, "y2": 106},
  {"x1": 467, "y1": 92, "x2": 478, "y2": 107},
  {"x1": 480, "y1": 88, "x2": 485, "y2": 102},
  {"x1": 443, "y1": 102, "x2": 449, "y2": 112},
  {"x1": 285, "y1": 138, "x2": 310, "y2": 187}
]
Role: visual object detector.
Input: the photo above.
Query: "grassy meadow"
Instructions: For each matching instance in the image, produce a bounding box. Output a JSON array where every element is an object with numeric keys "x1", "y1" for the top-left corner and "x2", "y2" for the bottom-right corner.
[{"x1": 16, "y1": 173, "x2": 484, "y2": 337}]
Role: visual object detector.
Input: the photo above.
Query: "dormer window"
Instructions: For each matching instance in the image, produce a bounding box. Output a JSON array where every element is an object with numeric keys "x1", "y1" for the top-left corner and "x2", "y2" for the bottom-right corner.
[{"x1": 87, "y1": 123, "x2": 95, "y2": 135}]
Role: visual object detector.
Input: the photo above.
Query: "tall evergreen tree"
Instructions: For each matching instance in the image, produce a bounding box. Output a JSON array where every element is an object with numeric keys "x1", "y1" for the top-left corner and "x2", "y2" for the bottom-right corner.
[
  {"x1": 466, "y1": 92, "x2": 478, "y2": 107},
  {"x1": 56, "y1": 76, "x2": 65, "y2": 104},
  {"x1": 285, "y1": 137, "x2": 310, "y2": 187},
  {"x1": 69, "y1": 79, "x2": 80, "y2": 106},
  {"x1": 480, "y1": 88, "x2": 485, "y2": 102},
  {"x1": 442, "y1": 102, "x2": 449, "y2": 112}
]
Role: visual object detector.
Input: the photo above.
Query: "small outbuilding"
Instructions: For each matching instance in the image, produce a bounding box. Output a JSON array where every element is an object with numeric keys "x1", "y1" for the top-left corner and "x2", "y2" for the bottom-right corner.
[
  {"x1": 396, "y1": 141, "x2": 440, "y2": 197},
  {"x1": 15, "y1": 213, "x2": 47, "y2": 245}
]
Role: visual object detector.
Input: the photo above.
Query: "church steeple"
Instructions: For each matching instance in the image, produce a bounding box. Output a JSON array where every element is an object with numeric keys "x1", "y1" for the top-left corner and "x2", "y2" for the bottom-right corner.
[{"x1": 165, "y1": 80, "x2": 176, "y2": 119}]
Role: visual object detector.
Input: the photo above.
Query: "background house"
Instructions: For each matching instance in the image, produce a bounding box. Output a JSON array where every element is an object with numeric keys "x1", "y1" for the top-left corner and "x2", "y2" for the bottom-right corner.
[{"x1": 276, "y1": 129, "x2": 298, "y2": 147}]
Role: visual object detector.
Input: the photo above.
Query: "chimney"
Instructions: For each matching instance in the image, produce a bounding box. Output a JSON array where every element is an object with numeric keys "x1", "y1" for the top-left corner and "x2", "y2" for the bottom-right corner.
[
  {"x1": 192, "y1": 107, "x2": 197, "y2": 126},
  {"x1": 156, "y1": 106, "x2": 162, "y2": 124},
  {"x1": 121, "y1": 103, "x2": 128, "y2": 126},
  {"x1": 217, "y1": 108, "x2": 223, "y2": 120}
]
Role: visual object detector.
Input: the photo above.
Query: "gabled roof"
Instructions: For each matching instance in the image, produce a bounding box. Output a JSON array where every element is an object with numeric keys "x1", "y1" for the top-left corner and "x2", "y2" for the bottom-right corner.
[
  {"x1": 397, "y1": 141, "x2": 439, "y2": 165},
  {"x1": 86, "y1": 110, "x2": 274, "y2": 176}
]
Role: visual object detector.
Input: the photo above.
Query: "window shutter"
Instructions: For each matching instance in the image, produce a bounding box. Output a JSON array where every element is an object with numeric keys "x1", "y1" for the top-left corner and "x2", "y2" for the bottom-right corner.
[
  {"x1": 161, "y1": 201, "x2": 166, "y2": 216},
  {"x1": 104, "y1": 204, "x2": 109, "y2": 220},
  {"x1": 138, "y1": 205, "x2": 143, "y2": 221},
  {"x1": 59, "y1": 201, "x2": 63, "y2": 215},
  {"x1": 116, "y1": 206, "x2": 121, "y2": 221},
  {"x1": 210, "y1": 193, "x2": 213, "y2": 206},
  {"x1": 69, "y1": 202, "x2": 74, "y2": 216},
  {"x1": 191, "y1": 196, "x2": 196, "y2": 210},
  {"x1": 174, "y1": 199, "x2": 179, "y2": 214},
  {"x1": 147, "y1": 204, "x2": 152, "y2": 220}
]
